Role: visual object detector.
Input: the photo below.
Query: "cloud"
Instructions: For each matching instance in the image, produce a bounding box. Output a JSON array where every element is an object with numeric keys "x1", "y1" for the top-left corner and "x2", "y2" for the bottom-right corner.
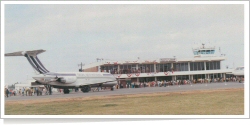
[{"x1": 5, "y1": 4, "x2": 244, "y2": 46}]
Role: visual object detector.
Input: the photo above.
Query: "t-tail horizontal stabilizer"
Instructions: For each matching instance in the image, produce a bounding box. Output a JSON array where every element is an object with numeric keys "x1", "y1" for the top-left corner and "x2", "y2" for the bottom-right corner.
[{"x1": 5, "y1": 49, "x2": 50, "y2": 74}]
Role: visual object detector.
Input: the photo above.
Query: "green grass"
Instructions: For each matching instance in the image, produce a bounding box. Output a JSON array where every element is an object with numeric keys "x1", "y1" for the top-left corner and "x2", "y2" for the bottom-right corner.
[{"x1": 5, "y1": 89, "x2": 244, "y2": 115}]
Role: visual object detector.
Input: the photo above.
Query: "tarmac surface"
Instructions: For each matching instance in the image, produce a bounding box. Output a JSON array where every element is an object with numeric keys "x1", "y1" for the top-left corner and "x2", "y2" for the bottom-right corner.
[{"x1": 4, "y1": 82, "x2": 244, "y2": 101}]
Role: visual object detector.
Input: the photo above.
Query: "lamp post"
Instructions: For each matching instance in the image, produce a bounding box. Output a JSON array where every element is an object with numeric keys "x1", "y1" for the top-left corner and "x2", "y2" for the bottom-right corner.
[
  {"x1": 96, "y1": 58, "x2": 103, "y2": 62},
  {"x1": 78, "y1": 62, "x2": 85, "y2": 72}
]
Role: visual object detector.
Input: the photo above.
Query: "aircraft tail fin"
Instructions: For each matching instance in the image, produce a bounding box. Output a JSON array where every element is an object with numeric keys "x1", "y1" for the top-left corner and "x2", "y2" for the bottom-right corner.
[{"x1": 5, "y1": 49, "x2": 50, "y2": 74}]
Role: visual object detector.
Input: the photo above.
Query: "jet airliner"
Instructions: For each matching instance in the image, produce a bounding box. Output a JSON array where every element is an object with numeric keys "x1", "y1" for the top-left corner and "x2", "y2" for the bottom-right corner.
[{"x1": 5, "y1": 49, "x2": 118, "y2": 94}]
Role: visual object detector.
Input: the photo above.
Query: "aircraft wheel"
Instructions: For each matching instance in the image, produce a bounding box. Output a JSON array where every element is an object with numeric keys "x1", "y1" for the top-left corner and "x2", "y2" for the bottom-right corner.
[
  {"x1": 81, "y1": 86, "x2": 90, "y2": 93},
  {"x1": 111, "y1": 87, "x2": 114, "y2": 91},
  {"x1": 63, "y1": 89, "x2": 70, "y2": 94}
]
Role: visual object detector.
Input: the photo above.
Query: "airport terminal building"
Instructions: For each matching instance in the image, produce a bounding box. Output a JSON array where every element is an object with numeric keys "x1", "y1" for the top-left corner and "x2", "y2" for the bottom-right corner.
[{"x1": 82, "y1": 44, "x2": 235, "y2": 88}]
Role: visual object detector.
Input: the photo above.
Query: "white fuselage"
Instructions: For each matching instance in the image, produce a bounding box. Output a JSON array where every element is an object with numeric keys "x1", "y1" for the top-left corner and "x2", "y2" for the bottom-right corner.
[
  {"x1": 232, "y1": 66, "x2": 244, "y2": 76},
  {"x1": 32, "y1": 72, "x2": 117, "y2": 88}
]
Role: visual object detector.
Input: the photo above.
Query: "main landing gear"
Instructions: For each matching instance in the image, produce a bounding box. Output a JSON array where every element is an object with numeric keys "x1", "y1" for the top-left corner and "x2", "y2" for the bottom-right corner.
[
  {"x1": 45, "y1": 85, "x2": 52, "y2": 95},
  {"x1": 63, "y1": 89, "x2": 70, "y2": 94},
  {"x1": 81, "y1": 85, "x2": 91, "y2": 93},
  {"x1": 62, "y1": 85, "x2": 91, "y2": 94}
]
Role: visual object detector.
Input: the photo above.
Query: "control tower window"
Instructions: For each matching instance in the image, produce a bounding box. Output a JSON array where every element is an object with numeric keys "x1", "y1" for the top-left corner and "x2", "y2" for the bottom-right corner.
[
  {"x1": 211, "y1": 50, "x2": 215, "y2": 54},
  {"x1": 193, "y1": 51, "x2": 198, "y2": 55},
  {"x1": 197, "y1": 50, "x2": 201, "y2": 55},
  {"x1": 206, "y1": 50, "x2": 211, "y2": 54},
  {"x1": 201, "y1": 50, "x2": 206, "y2": 54}
]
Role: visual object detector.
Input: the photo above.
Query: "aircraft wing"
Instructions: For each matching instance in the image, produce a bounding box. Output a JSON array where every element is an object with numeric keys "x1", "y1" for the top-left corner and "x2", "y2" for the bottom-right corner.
[{"x1": 31, "y1": 81, "x2": 42, "y2": 86}]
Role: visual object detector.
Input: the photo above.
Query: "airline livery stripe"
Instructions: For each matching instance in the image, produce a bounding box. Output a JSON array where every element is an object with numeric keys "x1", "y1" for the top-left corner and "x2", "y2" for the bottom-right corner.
[
  {"x1": 35, "y1": 57, "x2": 49, "y2": 72},
  {"x1": 45, "y1": 73, "x2": 76, "y2": 76},
  {"x1": 33, "y1": 56, "x2": 49, "y2": 73},
  {"x1": 30, "y1": 56, "x2": 47, "y2": 74},
  {"x1": 29, "y1": 56, "x2": 45, "y2": 74},
  {"x1": 26, "y1": 55, "x2": 41, "y2": 73}
]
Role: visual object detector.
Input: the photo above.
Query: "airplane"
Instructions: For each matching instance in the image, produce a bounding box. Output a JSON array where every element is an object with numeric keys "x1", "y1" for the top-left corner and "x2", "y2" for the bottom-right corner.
[
  {"x1": 232, "y1": 66, "x2": 244, "y2": 76},
  {"x1": 5, "y1": 49, "x2": 118, "y2": 94},
  {"x1": 232, "y1": 66, "x2": 244, "y2": 83}
]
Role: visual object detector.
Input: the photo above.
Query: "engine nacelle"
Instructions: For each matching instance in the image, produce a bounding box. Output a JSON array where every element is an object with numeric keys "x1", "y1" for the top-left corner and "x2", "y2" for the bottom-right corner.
[{"x1": 57, "y1": 76, "x2": 77, "y2": 84}]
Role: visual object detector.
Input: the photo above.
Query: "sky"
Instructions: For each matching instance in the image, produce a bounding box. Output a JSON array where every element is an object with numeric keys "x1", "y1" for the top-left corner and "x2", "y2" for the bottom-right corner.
[{"x1": 2, "y1": 3, "x2": 246, "y2": 85}]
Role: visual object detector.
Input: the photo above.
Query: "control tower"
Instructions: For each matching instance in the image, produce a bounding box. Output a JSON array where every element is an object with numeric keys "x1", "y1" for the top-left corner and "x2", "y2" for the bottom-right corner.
[{"x1": 192, "y1": 43, "x2": 216, "y2": 58}]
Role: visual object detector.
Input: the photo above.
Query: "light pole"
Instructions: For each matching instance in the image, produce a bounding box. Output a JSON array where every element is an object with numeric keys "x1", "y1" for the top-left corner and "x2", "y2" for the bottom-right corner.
[
  {"x1": 96, "y1": 58, "x2": 103, "y2": 62},
  {"x1": 78, "y1": 62, "x2": 85, "y2": 72}
]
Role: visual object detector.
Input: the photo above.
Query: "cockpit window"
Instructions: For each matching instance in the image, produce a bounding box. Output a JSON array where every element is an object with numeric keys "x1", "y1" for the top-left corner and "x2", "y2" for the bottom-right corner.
[{"x1": 236, "y1": 67, "x2": 244, "y2": 70}]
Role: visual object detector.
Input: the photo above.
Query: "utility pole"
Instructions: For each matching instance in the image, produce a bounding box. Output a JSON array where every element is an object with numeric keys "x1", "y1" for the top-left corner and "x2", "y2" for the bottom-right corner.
[
  {"x1": 96, "y1": 58, "x2": 103, "y2": 62},
  {"x1": 78, "y1": 62, "x2": 85, "y2": 72}
]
